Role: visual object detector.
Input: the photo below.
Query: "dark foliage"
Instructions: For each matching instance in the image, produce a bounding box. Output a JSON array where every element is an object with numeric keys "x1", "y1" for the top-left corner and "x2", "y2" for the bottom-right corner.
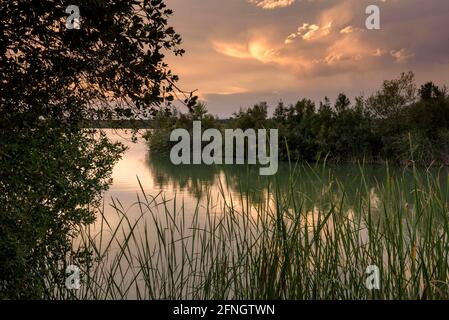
[
  {"x1": 149, "y1": 73, "x2": 449, "y2": 166},
  {"x1": 1, "y1": 0, "x2": 182, "y2": 298}
]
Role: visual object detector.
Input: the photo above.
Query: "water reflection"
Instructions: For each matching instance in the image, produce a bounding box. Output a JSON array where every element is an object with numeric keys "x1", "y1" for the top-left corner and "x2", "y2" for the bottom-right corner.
[
  {"x1": 103, "y1": 129, "x2": 448, "y2": 224},
  {"x1": 147, "y1": 151, "x2": 420, "y2": 208},
  {"x1": 147, "y1": 153, "x2": 276, "y2": 205}
]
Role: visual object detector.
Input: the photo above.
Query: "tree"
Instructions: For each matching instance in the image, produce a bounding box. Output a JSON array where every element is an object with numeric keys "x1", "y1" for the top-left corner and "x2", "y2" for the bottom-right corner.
[
  {"x1": 366, "y1": 71, "x2": 417, "y2": 119},
  {"x1": 232, "y1": 102, "x2": 268, "y2": 130},
  {"x1": 190, "y1": 102, "x2": 208, "y2": 121},
  {"x1": 1, "y1": 0, "x2": 187, "y2": 124},
  {"x1": 334, "y1": 93, "x2": 351, "y2": 114},
  {"x1": 273, "y1": 101, "x2": 287, "y2": 122},
  {"x1": 419, "y1": 82, "x2": 445, "y2": 101},
  {"x1": 0, "y1": 0, "x2": 185, "y2": 298},
  {"x1": 0, "y1": 127, "x2": 125, "y2": 298}
]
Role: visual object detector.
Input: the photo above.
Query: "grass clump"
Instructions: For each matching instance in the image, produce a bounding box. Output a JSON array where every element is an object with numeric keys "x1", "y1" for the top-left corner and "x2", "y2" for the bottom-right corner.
[{"x1": 59, "y1": 164, "x2": 449, "y2": 300}]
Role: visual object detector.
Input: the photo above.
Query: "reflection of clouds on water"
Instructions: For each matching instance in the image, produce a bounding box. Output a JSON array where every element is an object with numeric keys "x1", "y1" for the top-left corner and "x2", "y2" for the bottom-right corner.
[
  {"x1": 370, "y1": 188, "x2": 380, "y2": 210},
  {"x1": 100, "y1": 129, "x2": 448, "y2": 233},
  {"x1": 88, "y1": 130, "x2": 449, "y2": 299}
]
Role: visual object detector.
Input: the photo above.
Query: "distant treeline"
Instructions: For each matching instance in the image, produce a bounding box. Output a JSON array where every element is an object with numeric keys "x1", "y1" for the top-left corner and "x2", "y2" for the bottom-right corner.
[
  {"x1": 146, "y1": 72, "x2": 449, "y2": 166},
  {"x1": 85, "y1": 119, "x2": 155, "y2": 129}
]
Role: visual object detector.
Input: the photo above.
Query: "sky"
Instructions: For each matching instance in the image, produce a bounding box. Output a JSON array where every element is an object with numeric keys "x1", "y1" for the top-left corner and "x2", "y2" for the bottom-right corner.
[{"x1": 165, "y1": 0, "x2": 449, "y2": 117}]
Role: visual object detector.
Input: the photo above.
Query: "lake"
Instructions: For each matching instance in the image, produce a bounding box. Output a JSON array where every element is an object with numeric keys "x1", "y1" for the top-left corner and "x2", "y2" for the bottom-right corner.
[
  {"x1": 78, "y1": 129, "x2": 449, "y2": 299},
  {"x1": 102, "y1": 129, "x2": 439, "y2": 222}
]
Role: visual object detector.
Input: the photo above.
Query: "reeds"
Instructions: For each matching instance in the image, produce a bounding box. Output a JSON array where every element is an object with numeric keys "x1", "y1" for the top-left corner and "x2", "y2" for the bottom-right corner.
[{"x1": 61, "y1": 163, "x2": 449, "y2": 300}]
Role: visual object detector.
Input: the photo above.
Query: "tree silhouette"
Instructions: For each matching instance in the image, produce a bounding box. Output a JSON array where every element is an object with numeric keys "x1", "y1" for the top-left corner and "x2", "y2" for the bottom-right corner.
[
  {"x1": 335, "y1": 93, "x2": 351, "y2": 114},
  {"x1": 0, "y1": 0, "x2": 186, "y2": 298},
  {"x1": 419, "y1": 82, "x2": 445, "y2": 101},
  {"x1": 1, "y1": 0, "x2": 187, "y2": 125}
]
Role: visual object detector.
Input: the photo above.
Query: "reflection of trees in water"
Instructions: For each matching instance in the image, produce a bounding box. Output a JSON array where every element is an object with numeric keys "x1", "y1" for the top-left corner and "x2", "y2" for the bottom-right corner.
[
  {"x1": 146, "y1": 154, "x2": 446, "y2": 218},
  {"x1": 147, "y1": 153, "x2": 218, "y2": 200},
  {"x1": 147, "y1": 153, "x2": 274, "y2": 204},
  {"x1": 147, "y1": 154, "x2": 388, "y2": 204}
]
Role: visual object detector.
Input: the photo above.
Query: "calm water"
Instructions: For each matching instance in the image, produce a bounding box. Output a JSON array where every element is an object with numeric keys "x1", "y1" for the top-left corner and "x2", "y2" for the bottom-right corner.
[
  {"x1": 91, "y1": 130, "x2": 448, "y2": 299},
  {"x1": 101, "y1": 129, "x2": 447, "y2": 226}
]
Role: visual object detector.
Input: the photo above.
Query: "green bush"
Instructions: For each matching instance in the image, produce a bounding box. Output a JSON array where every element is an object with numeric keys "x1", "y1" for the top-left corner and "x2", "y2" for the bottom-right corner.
[{"x1": 0, "y1": 125, "x2": 124, "y2": 299}]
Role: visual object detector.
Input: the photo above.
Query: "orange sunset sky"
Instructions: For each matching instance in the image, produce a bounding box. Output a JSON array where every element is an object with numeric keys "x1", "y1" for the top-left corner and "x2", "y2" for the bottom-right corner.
[{"x1": 165, "y1": 0, "x2": 449, "y2": 117}]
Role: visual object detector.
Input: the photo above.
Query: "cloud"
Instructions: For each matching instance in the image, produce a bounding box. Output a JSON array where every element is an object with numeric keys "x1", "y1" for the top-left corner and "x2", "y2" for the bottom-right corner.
[
  {"x1": 204, "y1": 86, "x2": 249, "y2": 96},
  {"x1": 166, "y1": 0, "x2": 449, "y2": 115},
  {"x1": 390, "y1": 48, "x2": 415, "y2": 64},
  {"x1": 212, "y1": 39, "x2": 278, "y2": 63},
  {"x1": 285, "y1": 22, "x2": 332, "y2": 43},
  {"x1": 248, "y1": 0, "x2": 296, "y2": 9},
  {"x1": 372, "y1": 48, "x2": 386, "y2": 57},
  {"x1": 212, "y1": 42, "x2": 253, "y2": 60},
  {"x1": 340, "y1": 26, "x2": 354, "y2": 34}
]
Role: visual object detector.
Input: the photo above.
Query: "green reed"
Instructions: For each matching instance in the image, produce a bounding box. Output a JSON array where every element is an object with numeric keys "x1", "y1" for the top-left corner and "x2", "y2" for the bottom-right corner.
[{"x1": 62, "y1": 163, "x2": 449, "y2": 300}]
